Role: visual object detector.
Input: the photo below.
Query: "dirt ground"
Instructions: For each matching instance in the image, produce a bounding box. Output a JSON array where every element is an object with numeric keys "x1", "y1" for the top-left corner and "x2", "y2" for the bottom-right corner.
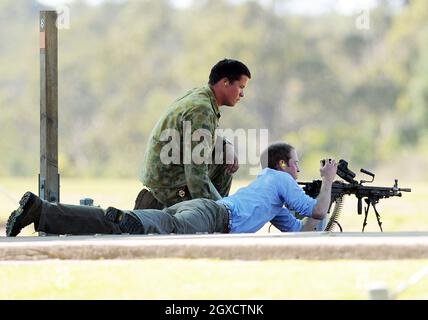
[{"x1": 2, "y1": 232, "x2": 428, "y2": 261}]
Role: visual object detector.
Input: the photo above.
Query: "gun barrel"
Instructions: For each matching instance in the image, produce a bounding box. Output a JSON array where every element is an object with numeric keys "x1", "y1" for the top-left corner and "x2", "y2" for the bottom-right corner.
[{"x1": 399, "y1": 188, "x2": 411, "y2": 192}]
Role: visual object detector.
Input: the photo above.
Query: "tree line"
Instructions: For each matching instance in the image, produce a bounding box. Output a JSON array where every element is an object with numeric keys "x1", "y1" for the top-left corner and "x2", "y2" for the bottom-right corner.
[{"x1": 0, "y1": 0, "x2": 427, "y2": 180}]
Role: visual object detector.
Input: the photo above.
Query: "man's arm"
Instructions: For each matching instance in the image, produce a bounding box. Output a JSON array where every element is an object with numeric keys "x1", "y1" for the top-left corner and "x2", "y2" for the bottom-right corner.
[
  {"x1": 301, "y1": 217, "x2": 323, "y2": 231},
  {"x1": 185, "y1": 162, "x2": 222, "y2": 200},
  {"x1": 311, "y1": 160, "x2": 337, "y2": 219},
  {"x1": 220, "y1": 136, "x2": 239, "y2": 175},
  {"x1": 183, "y1": 108, "x2": 221, "y2": 200}
]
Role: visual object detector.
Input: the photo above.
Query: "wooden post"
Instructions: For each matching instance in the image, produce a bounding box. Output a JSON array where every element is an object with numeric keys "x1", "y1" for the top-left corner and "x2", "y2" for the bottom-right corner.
[{"x1": 39, "y1": 11, "x2": 60, "y2": 202}]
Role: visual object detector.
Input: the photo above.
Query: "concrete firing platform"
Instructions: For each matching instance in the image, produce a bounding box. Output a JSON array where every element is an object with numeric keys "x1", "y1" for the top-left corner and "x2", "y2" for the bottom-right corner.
[{"x1": 1, "y1": 232, "x2": 428, "y2": 261}]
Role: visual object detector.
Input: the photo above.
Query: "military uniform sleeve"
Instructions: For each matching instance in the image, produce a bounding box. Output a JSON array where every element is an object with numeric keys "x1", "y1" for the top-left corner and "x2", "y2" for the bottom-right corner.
[{"x1": 182, "y1": 106, "x2": 221, "y2": 200}]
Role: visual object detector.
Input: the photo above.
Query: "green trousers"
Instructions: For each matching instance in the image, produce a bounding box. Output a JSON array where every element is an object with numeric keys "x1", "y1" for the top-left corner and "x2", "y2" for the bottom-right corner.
[{"x1": 135, "y1": 161, "x2": 233, "y2": 209}]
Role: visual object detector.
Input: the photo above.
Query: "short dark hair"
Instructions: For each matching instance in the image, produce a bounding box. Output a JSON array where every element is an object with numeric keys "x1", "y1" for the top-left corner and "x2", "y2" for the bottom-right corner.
[
  {"x1": 260, "y1": 142, "x2": 294, "y2": 169},
  {"x1": 208, "y1": 59, "x2": 251, "y2": 85}
]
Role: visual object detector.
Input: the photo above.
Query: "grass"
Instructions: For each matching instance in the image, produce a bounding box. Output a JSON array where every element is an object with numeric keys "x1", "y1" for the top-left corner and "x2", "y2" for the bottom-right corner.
[{"x1": 1, "y1": 258, "x2": 428, "y2": 299}]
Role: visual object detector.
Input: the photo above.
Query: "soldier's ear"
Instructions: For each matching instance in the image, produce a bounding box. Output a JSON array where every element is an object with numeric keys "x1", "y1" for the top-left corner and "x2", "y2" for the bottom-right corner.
[
  {"x1": 279, "y1": 160, "x2": 287, "y2": 169},
  {"x1": 220, "y1": 77, "x2": 229, "y2": 87}
]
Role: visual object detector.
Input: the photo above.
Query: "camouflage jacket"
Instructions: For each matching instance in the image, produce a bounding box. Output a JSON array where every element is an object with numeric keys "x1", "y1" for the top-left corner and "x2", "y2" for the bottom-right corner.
[{"x1": 140, "y1": 85, "x2": 224, "y2": 206}]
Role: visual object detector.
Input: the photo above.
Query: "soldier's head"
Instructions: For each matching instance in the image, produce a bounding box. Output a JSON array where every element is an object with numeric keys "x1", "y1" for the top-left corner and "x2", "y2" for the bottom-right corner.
[
  {"x1": 209, "y1": 59, "x2": 251, "y2": 107},
  {"x1": 260, "y1": 142, "x2": 300, "y2": 180}
]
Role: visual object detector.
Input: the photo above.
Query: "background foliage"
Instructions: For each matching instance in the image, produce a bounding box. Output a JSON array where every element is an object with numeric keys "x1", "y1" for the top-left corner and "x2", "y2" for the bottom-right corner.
[{"x1": 1, "y1": 0, "x2": 428, "y2": 181}]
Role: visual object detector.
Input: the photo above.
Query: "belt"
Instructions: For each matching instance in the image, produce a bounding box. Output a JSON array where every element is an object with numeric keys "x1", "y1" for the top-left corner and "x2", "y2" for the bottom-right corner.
[
  {"x1": 145, "y1": 185, "x2": 190, "y2": 201},
  {"x1": 176, "y1": 185, "x2": 189, "y2": 199},
  {"x1": 221, "y1": 203, "x2": 233, "y2": 233},
  {"x1": 150, "y1": 185, "x2": 189, "y2": 199}
]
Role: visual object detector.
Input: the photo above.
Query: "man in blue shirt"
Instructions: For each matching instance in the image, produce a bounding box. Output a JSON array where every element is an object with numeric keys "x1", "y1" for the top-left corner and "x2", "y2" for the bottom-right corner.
[{"x1": 6, "y1": 142, "x2": 337, "y2": 236}]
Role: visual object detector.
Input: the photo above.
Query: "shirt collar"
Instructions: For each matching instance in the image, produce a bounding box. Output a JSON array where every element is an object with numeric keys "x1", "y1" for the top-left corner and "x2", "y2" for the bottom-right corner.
[{"x1": 203, "y1": 84, "x2": 221, "y2": 118}]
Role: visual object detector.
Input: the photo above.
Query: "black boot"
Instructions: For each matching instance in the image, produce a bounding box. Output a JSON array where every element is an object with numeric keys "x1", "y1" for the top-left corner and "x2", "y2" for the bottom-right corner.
[
  {"x1": 105, "y1": 207, "x2": 142, "y2": 234},
  {"x1": 6, "y1": 192, "x2": 43, "y2": 237}
]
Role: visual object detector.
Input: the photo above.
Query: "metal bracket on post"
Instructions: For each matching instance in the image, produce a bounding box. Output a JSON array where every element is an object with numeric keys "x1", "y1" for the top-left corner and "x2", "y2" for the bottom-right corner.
[
  {"x1": 38, "y1": 174, "x2": 45, "y2": 200},
  {"x1": 39, "y1": 174, "x2": 60, "y2": 203}
]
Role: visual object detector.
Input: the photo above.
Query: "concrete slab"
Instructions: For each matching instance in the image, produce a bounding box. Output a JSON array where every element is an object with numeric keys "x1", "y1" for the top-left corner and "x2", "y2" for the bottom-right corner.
[{"x1": 1, "y1": 232, "x2": 428, "y2": 261}]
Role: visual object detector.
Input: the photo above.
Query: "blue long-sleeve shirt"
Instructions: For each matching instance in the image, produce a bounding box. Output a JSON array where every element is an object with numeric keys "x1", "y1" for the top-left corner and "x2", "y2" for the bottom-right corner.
[{"x1": 217, "y1": 168, "x2": 317, "y2": 233}]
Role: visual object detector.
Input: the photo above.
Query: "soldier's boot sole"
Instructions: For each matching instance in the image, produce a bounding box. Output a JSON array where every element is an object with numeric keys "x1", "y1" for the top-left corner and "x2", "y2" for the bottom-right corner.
[{"x1": 6, "y1": 192, "x2": 42, "y2": 237}]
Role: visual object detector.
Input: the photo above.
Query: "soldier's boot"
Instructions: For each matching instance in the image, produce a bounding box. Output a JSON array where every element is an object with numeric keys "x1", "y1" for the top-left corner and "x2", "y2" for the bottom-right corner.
[
  {"x1": 105, "y1": 207, "x2": 142, "y2": 234},
  {"x1": 6, "y1": 192, "x2": 43, "y2": 237}
]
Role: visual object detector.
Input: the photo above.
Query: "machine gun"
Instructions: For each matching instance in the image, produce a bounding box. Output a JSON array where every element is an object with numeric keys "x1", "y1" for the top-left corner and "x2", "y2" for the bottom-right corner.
[{"x1": 298, "y1": 160, "x2": 411, "y2": 232}]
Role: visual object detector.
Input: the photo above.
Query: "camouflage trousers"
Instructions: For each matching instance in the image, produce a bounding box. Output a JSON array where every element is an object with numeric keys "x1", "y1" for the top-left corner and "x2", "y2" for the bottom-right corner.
[{"x1": 134, "y1": 162, "x2": 233, "y2": 209}]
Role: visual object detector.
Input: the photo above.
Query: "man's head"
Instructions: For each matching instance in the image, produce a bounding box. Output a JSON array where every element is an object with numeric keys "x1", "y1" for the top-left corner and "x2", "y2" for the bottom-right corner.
[
  {"x1": 260, "y1": 142, "x2": 300, "y2": 180},
  {"x1": 209, "y1": 59, "x2": 251, "y2": 107}
]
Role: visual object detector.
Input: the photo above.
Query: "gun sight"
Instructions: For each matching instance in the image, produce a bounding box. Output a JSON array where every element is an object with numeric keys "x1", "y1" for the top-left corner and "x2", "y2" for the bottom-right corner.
[{"x1": 336, "y1": 159, "x2": 357, "y2": 183}]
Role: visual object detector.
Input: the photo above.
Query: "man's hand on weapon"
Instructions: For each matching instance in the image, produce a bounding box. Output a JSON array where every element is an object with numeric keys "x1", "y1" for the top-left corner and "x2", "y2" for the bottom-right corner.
[{"x1": 320, "y1": 158, "x2": 337, "y2": 183}]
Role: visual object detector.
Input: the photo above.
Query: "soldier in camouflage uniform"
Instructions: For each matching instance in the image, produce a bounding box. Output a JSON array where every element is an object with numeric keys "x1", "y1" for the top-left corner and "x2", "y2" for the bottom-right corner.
[{"x1": 134, "y1": 59, "x2": 251, "y2": 209}]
